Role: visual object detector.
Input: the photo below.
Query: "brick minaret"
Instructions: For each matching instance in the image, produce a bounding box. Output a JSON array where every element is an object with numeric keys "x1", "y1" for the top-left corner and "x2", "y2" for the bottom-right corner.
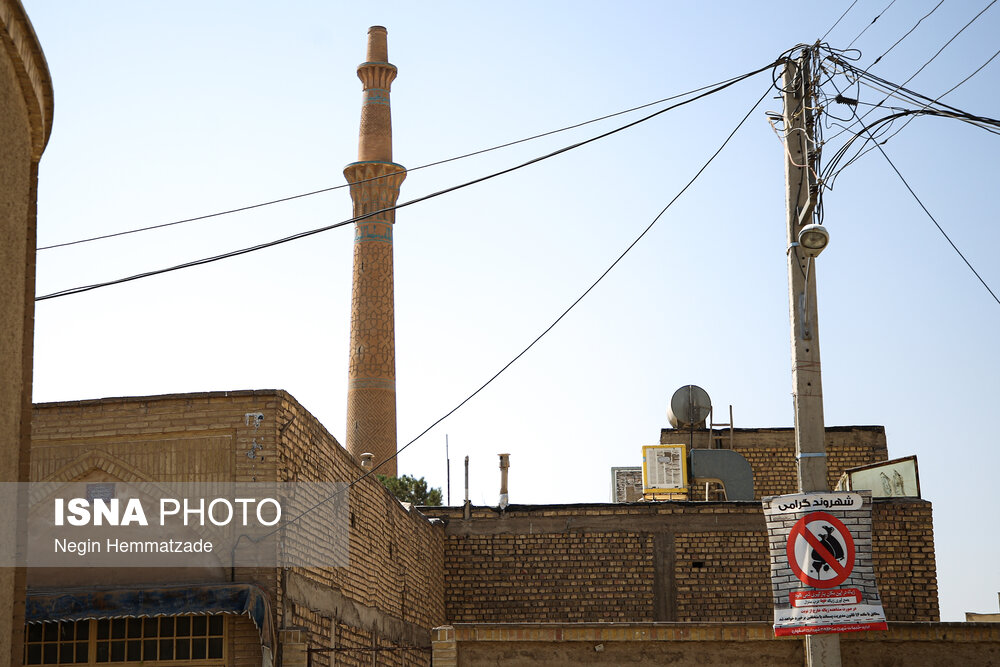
[{"x1": 344, "y1": 26, "x2": 405, "y2": 476}]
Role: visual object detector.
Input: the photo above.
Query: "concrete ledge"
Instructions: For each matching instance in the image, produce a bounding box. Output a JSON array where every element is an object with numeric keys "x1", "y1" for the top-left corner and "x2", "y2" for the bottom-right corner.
[
  {"x1": 432, "y1": 622, "x2": 1000, "y2": 667},
  {"x1": 436, "y1": 621, "x2": 1000, "y2": 643}
]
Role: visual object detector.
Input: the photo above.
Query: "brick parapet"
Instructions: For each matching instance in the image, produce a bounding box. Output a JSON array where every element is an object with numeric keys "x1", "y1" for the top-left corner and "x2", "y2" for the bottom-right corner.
[
  {"x1": 660, "y1": 425, "x2": 889, "y2": 498},
  {"x1": 433, "y1": 622, "x2": 1000, "y2": 666},
  {"x1": 434, "y1": 620, "x2": 1000, "y2": 643},
  {"x1": 422, "y1": 498, "x2": 936, "y2": 624}
]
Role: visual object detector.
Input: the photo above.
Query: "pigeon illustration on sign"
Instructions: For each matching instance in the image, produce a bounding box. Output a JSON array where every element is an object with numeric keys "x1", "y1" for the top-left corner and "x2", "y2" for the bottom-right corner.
[
  {"x1": 786, "y1": 511, "x2": 856, "y2": 588},
  {"x1": 811, "y1": 525, "x2": 845, "y2": 577}
]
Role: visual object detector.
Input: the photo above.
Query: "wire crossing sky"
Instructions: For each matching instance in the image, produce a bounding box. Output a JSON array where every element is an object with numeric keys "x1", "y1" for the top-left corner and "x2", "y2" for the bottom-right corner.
[
  {"x1": 36, "y1": 64, "x2": 775, "y2": 300},
  {"x1": 24, "y1": 1, "x2": 1000, "y2": 623},
  {"x1": 37, "y1": 72, "x2": 756, "y2": 251}
]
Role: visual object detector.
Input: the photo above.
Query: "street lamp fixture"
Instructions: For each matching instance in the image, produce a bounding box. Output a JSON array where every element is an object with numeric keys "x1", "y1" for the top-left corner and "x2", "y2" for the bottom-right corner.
[{"x1": 797, "y1": 224, "x2": 830, "y2": 257}]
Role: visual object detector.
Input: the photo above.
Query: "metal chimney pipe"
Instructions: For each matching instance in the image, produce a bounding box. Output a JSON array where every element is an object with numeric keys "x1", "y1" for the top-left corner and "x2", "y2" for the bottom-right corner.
[
  {"x1": 499, "y1": 453, "x2": 510, "y2": 510},
  {"x1": 463, "y1": 456, "x2": 471, "y2": 520}
]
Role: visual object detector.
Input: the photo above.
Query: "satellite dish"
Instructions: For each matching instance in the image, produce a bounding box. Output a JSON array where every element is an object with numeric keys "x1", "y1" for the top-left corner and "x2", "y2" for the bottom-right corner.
[{"x1": 667, "y1": 385, "x2": 712, "y2": 429}]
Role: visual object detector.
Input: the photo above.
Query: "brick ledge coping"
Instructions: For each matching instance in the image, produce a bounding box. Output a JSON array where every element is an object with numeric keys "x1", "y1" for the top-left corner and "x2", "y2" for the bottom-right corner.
[{"x1": 432, "y1": 622, "x2": 1000, "y2": 643}]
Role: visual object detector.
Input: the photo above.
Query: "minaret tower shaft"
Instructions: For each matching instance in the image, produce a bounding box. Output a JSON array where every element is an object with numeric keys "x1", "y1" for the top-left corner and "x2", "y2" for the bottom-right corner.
[{"x1": 344, "y1": 26, "x2": 406, "y2": 476}]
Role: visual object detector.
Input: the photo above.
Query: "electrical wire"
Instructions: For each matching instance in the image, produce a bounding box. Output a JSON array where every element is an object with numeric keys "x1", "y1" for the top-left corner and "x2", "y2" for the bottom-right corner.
[
  {"x1": 935, "y1": 46, "x2": 1000, "y2": 99},
  {"x1": 771, "y1": 46, "x2": 827, "y2": 232},
  {"x1": 857, "y1": 0, "x2": 996, "y2": 116},
  {"x1": 866, "y1": 0, "x2": 945, "y2": 70},
  {"x1": 847, "y1": 0, "x2": 900, "y2": 50},
  {"x1": 778, "y1": 39, "x2": 1000, "y2": 299},
  {"x1": 37, "y1": 72, "x2": 757, "y2": 252},
  {"x1": 823, "y1": 77, "x2": 1000, "y2": 307},
  {"x1": 235, "y1": 83, "x2": 775, "y2": 545},
  {"x1": 862, "y1": 46, "x2": 1000, "y2": 147},
  {"x1": 820, "y1": 1, "x2": 995, "y2": 146},
  {"x1": 821, "y1": 0, "x2": 860, "y2": 41},
  {"x1": 846, "y1": 64, "x2": 996, "y2": 120},
  {"x1": 802, "y1": 31, "x2": 1000, "y2": 192},
  {"x1": 823, "y1": 107, "x2": 1000, "y2": 191},
  {"x1": 875, "y1": 142, "x2": 1000, "y2": 307},
  {"x1": 36, "y1": 61, "x2": 778, "y2": 302},
  {"x1": 819, "y1": 56, "x2": 1000, "y2": 189},
  {"x1": 901, "y1": 0, "x2": 997, "y2": 85}
]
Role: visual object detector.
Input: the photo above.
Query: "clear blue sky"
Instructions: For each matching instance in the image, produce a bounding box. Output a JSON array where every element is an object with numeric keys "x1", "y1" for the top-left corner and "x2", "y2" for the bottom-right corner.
[{"x1": 24, "y1": 1, "x2": 1000, "y2": 622}]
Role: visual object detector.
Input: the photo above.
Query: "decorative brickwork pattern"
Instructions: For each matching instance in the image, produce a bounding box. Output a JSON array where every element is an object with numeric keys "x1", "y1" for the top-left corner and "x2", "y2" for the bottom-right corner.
[
  {"x1": 343, "y1": 160, "x2": 407, "y2": 478},
  {"x1": 342, "y1": 26, "x2": 406, "y2": 477}
]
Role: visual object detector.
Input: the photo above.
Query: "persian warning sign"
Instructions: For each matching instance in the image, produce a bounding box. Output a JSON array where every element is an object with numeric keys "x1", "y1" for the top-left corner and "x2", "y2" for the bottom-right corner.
[
  {"x1": 763, "y1": 492, "x2": 887, "y2": 636},
  {"x1": 787, "y1": 512, "x2": 856, "y2": 588}
]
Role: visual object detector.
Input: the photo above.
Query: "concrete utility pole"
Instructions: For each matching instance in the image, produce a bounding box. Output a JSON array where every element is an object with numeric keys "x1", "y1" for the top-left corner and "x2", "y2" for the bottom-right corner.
[{"x1": 782, "y1": 47, "x2": 841, "y2": 667}]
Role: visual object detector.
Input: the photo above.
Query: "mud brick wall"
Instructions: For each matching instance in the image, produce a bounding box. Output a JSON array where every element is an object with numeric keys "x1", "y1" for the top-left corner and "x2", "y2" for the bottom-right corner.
[
  {"x1": 31, "y1": 390, "x2": 446, "y2": 667},
  {"x1": 661, "y1": 426, "x2": 889, "y2": 499},
  {"x1": 423, "y1": 499, "x2": 937, "y2": 624}
]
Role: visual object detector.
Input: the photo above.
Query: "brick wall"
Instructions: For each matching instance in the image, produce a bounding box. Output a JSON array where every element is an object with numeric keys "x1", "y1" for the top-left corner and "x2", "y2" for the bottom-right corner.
[
  {"x1": 444, "y1": 532, "x2": 654, "y2": 622},
  {"x1": 274, "y1": 393, "x2": 445, "y2": 667},
  {"x1": 432, "y1": 622, "x2": 1000, "y2": 667},
  {"x1": 30, "y1": 390, "x2": 446, "y2": 667},
  {"x1": 422, "y1": 500, "x2": 937, "y2": 624},
  {"x1": 228, "y1": 615, "x2": 263, "y2": 667},
  {"x1": 661, "y1": 426, "x2": 889, "y2": 499},
  {"x1": 674, "y1": 530, "x2": 771, "y2": 621},
  {"x1": 872, "y1": 499, "x2": 937, "y2": 621}
]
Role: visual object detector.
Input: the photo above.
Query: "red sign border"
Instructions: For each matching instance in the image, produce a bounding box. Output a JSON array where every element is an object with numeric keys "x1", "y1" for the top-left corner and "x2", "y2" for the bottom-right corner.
[
  {"x1": 786, "y1": 511, "x2": 856, "y2": 589},
  {"x1": 774, "y1": 621, "x2": 888, "y2": 637}
]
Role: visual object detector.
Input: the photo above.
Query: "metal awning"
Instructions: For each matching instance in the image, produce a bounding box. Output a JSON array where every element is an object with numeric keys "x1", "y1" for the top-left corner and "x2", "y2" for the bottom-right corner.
[{"x1": 26, "y1": 583, "x2": 274, "y2": 662}]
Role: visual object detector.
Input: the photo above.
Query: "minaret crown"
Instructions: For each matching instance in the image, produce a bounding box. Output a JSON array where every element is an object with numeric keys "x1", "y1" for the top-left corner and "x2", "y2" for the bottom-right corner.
[
  {"x1": 366, "y1": 26, "x2": 388, "y2": 62},
  {"x1": 354, "y1": 26, "x2": 398, "y2": 163}
]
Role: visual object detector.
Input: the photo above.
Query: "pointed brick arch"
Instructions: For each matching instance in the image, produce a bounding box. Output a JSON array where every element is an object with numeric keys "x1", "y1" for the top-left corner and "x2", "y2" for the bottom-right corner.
[{"x1": 39, "y1": 450, "x2": 154, "y2": 484}]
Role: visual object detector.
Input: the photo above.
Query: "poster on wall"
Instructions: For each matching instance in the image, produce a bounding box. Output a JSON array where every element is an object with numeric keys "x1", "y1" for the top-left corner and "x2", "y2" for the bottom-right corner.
[
  {"x1": 611, "y1": 467, "x2": 643, "y2": 503},
  {"x1": 762, "y1": 491, "x2": 888, "y2": 636},
  {"x1": 641, "y1": 445, "x2": 687, "y2": 494},
  {"x1": 835, "y1": 455, "x2": 921, "y2": 498}
]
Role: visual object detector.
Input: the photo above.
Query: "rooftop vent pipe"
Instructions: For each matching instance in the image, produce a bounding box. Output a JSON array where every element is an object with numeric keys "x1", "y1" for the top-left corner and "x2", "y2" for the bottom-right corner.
[{"x1": 499, "y1": 453, "x2": 510, "y2": 510}]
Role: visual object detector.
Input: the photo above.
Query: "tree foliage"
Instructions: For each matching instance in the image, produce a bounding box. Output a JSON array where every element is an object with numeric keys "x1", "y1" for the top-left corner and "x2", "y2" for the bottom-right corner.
[{"x1": 377, "y1": 474, "x2": 443, "y2": 506}]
